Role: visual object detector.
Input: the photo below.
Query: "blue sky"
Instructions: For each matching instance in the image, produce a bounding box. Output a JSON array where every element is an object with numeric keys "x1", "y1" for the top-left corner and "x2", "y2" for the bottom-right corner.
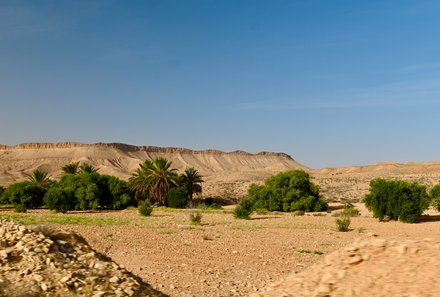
[{"x1": 1, "y1": 0, "x2": 440, "y2": 168}]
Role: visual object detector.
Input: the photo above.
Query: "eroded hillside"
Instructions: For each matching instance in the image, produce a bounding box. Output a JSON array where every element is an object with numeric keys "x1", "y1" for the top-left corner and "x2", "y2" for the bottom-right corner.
[{"x1": 0, "y1": 142, "x2": 307, "y2": 200}]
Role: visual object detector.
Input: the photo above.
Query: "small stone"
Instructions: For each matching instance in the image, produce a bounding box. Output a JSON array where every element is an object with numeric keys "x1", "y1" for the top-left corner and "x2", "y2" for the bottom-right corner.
[
  {"x1": 315, "y1": 283, "x2": 331, "y2": 296},
  {"x1": 345, "y1": 246, "x2": 358, "y2": 252},
  {"x1": 60, "y1": 276, "x2": 70, "y2": 283},
  {"x1": 94, "y1": 262, "x2": 106, "y2": 270},
  {"x1": 371, "y1": 239, "x2": 387, "y2": 247},
  {"x1": 345, "y1": 255, "x2": 363, "y2": 265},
  {"x1": 33, "y1": 274, "x2": 44, "y2": 282},
  {"x1": 123, "y1": 288, "x2": 135, "y2": 296},
  {"x1": 396, "y1": 244, "x2": 407, "y2": 255},
  {"x1": 41, "y1": 283, "x2": 48, "y2": 291},
  {"x1": 109, "y1": 276, "x2": 120, "y2": 283}
]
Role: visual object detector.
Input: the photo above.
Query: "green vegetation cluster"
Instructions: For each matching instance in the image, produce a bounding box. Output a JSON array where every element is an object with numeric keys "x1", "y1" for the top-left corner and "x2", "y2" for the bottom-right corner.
[
  {"x1": 0, "y1": 158, "x2": 205, "y2": 213},
  {"x1": 234, "y1": 170, "x2": 327, "y2": 218},
  {"x1": 363, "y1": 178, "x2": 431, "y2": 223},
  {"x1": 0, "y1": 165, "x2": 135, "y2": 213}
]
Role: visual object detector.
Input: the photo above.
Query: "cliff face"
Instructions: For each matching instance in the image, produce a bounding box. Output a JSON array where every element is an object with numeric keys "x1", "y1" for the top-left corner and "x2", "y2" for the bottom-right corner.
[{"x1": 0, "y1": 142, "x2": 306, "y2": 199}]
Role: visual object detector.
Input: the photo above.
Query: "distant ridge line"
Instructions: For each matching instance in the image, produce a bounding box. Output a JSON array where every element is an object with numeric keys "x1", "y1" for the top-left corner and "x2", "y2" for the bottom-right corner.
[{"x1": 0, "y1": 142, "x2": 294, "y2": 160}]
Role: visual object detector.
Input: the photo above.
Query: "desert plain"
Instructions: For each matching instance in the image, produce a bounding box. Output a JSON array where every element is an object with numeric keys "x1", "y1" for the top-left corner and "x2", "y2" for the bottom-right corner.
[{"x1": 2, "y1": 142, "x2": 440, "y2": 296}]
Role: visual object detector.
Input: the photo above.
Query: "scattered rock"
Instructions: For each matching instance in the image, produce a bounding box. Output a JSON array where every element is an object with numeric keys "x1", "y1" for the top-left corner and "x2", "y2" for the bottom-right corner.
[{"x1": 0, "y1": 220, "x2": 167, "y2": 296}]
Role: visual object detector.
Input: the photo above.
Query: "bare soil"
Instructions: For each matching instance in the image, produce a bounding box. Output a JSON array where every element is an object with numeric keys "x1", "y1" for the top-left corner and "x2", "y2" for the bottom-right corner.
[{"x1": 5, "y1": 204, "x2": 440, "y2": 297}]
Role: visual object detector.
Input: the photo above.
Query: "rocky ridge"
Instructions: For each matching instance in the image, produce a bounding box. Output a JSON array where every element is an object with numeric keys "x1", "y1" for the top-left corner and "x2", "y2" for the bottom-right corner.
[{"x1": 0, "y1": 220, "x2": 166, "y2": 297}]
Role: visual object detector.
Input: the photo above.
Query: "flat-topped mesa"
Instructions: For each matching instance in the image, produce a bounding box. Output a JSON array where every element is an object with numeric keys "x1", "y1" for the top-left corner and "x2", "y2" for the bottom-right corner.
[
  {"x1": 0, "y1": 142, "x2": 295, "y2": 160},
  {"x1": 0, "y1": 142, "x2": 86, "y2": 150}
]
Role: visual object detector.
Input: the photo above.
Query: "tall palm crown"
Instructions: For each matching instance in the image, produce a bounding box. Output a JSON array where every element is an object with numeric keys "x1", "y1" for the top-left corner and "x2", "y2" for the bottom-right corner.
[
  {"x1": 25, "y1": 168, "x2": 51, "y2": 188},
  {"x1": 147, "y1": 157, "x2": 179, "y2": 205},
  {"x1": 129, "y1": 159, "x2": 154, "y2": 200},
  {"x1": 129, "y1": 157, "x2": 178, "y2": 205},
  {"x1": 61, "y1": 162, "x2": 80, "y2": 175},
  {"x1": 180, "y1": 167, "x2": 203, "y2": 200},
  {"x1": 79, "y1": 163, "x2": 98, "y2": 174}
]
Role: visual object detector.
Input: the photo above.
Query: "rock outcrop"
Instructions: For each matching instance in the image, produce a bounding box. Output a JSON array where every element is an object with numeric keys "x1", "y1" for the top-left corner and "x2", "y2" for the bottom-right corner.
[{"x1": 0, "y1": 220, "x2": 167, "y2": 297}]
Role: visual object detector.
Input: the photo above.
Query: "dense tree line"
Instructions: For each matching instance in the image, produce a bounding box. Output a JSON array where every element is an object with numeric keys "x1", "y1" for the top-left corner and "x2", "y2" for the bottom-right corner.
[{"x1": 0, "y1": 158, "x2": 204, "y2": 212}]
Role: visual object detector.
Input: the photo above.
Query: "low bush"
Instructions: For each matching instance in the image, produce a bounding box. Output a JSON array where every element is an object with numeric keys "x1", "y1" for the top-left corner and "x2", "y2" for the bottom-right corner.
[
  {"x1": 167, "y1": 186, "x2": 189, "y2": 208},
  {"x1": 363, "y1": 178, "x2": 430, "y2": 223},
  {"x1": 335, "y1": 216, "x2": 351, "y2": 232},
  {"x1": 255, "y1": 208, "x2": 270, "y2": 215},
  {"x1": 189, "y1": 211, "x2": 203, "y2": 225},
  {"x1": 341, "y1": 202, "x2": 360, "y2": 217},
  {"x1": 138, "y1": 200, "x2": 153, "y2": 216},
  {"x1": 430, "y1": 183, "x2": 440, "y2": 211},
  {"x1": 233, "y1": 204, "x2": 252, "y2": 219}
]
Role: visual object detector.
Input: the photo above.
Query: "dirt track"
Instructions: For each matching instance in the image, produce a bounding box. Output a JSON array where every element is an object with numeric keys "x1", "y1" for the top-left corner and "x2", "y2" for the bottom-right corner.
[{"x1": 4, "y1": 204, "x2": 440, "y2": 297}]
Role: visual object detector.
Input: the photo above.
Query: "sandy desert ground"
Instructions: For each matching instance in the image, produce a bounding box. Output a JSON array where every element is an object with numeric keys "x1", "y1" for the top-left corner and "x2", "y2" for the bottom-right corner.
[{"x1": 2, "y1": 203, "x2": 440, "y2": 297}]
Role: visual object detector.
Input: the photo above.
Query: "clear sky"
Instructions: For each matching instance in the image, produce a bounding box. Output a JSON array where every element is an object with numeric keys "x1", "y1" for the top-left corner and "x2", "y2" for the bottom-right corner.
[{"x1": 1, "y1": 0, "x2": 440, "y2": 168}]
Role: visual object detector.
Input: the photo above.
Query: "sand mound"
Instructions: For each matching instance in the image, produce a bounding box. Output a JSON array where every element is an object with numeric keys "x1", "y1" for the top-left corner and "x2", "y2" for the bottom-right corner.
[
  {"x1": 0, "y1": 220, "x2": 167, "y2": 297},
  {"x1": 257, "y1": 238, "x2": 440, "y2": 297}
]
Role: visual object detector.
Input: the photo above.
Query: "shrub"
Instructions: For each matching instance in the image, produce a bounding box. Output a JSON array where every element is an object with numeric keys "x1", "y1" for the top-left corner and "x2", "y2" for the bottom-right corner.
[
  {"x1": 167, "y1": 186, "x2": 189, "y2": 208},
  {"x1": 44, "y1": 173, "x2": 136, "y2": 212},
  {"x1": 189, "y1": 211, "x2": 203, "y2": 225},
  {"x1": 208, "y1": 203, "x2": 223, "y2": 210},
  {"x1": 98, "y1": 175, "x2": 135, "y2": 209},
  {"x1": 430, "y1": 183, "x2": 440, "y2": 211},
  {"x1": 238, "y1": 170, "x2": 327, "y2": 213},
  {"x1": 255, "y1": 208, "x2": 270, "y2": 215},
  {"x1": 335, "y1": 216, "x2": 351, "y2": 232},
  {"x1": 138, "y1": 200, "x2": 153, "y2": 216},
  {"x1": 363, "y1": 178, "x2": 430, "y2": 223},
  {"x1": 233, "y1": 205, "x2": 252, "y2": 219},
  {"x1": 341, "y1": 202, "x2": 360, "y2": 217},
  {"x1": 1, "y1": 182, "x2": 45, "y2": 212},
  {"x1": 44, "y1": 184, "x2": 76, "y2": 213}
]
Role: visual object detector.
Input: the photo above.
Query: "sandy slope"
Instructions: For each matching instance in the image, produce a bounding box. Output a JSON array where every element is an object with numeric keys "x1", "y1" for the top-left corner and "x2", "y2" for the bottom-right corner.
[
  {"x1": 2, "y1": 142, "x2": 440, "y2": 201},
  {"x1": 0, "y1": 142, "x2": 306, "y2": 200}
]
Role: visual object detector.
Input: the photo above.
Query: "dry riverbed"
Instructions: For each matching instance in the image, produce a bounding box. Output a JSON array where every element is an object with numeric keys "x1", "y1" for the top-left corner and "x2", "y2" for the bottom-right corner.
[{"x1": 1, "y1": 204, "x2": 440, "y2": 297}]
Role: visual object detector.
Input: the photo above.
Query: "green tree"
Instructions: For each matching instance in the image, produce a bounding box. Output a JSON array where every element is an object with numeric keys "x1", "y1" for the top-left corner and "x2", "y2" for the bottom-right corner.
[
  {"x1": 129, "y1": 159, "x2": 154, "y2": 200},
  {"x1": 179, "y1": 167, "x2": 203, "y2": 201},
  {"x1": 79, "y1": 163, "x2": 98, "y2": 174},
  {"x1": 148, "y1": 157, "x2": 179, "y2": 205},
  {"x1": 2, "y1": 182, "x2": 45, "y2": 212},
  {"x1": 363, "y1": 178, "x2": 430, "y2": 223},
  {"x1": 129, "y1": 157, "x2": 178, "y2": 205},
  {"x1": 238, "y1": 170, "x2": 327, "y2": 213},
  {"x1": 61, "y1": 162, "x2": 80, "y2": 175},
  {"x1": 25, "y1": 168, "x2": 52, "y2": 188}
]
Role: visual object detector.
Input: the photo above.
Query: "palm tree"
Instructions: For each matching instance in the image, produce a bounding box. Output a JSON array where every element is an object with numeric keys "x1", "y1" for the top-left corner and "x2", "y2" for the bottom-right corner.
[
  {"x1": 180, "y1": 167, "x2": 203, "y2": 201},
  {"x1": 148, "y1": 157, "x2": 179, "y2": 205},
  {"x1": 129, "y1": 159, "x2": 153, "y2": 200},
  {"x1": 129, "y1": 157, "x2": 178, "y2": 205},
  {"x1": 25, "y1": 168, "x2": 51, "y2": 188},
  {"x1": 79, "y1": 162, "x2": 98, "y2": 174},
  {"x1": 61, "y1": 162, "x2": 80, "y2": 175}
]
